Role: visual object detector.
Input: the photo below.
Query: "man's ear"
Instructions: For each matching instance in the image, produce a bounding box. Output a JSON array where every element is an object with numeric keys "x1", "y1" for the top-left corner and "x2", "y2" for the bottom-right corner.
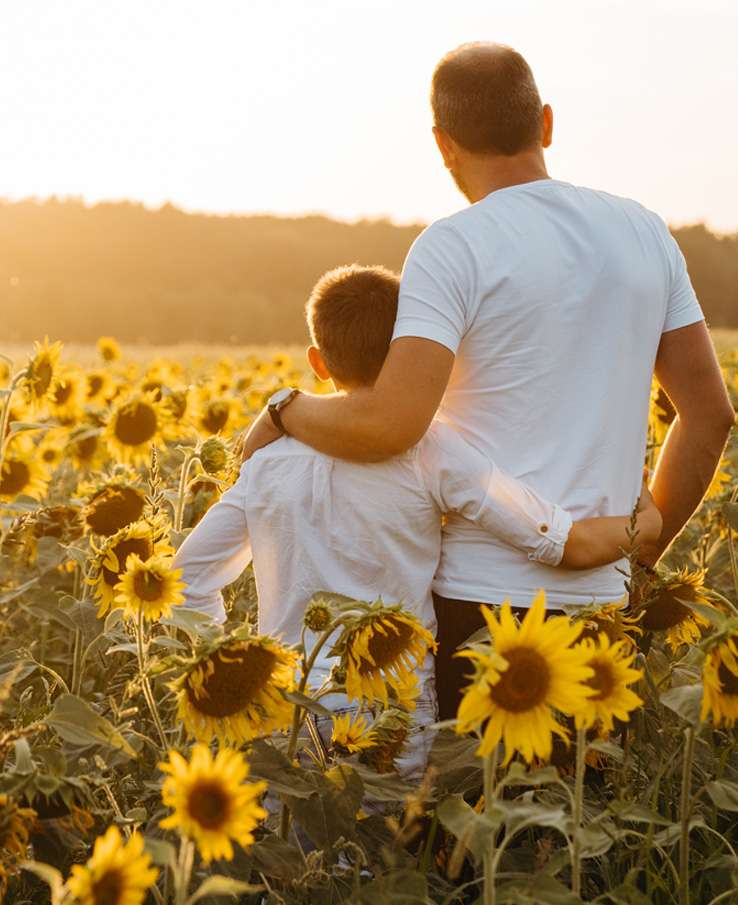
[
  {"x1": 433, "y1": 126, "x2": 457, "y2": 169},
  {"x1": 307, "y1": 345, "x2": 331, "y2": 381},
  {"x1": 541, "y1": 104, "x2": 554, "y2": 149}
]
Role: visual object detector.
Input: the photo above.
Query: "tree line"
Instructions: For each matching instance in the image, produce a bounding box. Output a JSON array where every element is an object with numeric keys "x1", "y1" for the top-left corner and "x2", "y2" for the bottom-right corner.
[{"x1": 1, "y1": 198, "x2": 736, "y2": 345}]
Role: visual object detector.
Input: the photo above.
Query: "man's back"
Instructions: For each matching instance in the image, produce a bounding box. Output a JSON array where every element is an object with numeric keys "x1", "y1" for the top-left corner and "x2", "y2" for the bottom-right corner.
[{"x1": 394, "y1": 178, "x2": 703, "y2": 605}]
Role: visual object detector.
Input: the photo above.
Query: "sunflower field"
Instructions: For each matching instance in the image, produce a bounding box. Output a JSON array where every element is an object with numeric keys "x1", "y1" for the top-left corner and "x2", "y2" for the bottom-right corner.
[{"x1": 1, "y1": 338, "x2": 737, "y2": 905}]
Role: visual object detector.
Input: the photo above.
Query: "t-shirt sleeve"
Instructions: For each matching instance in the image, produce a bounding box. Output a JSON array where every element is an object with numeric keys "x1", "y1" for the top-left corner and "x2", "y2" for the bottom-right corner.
[
  {"x1": 662, "y1": 232, "x2": 704, "y2": 333},
  {"x1": 392, "y1": 220, "x2": 475, "y2": 355},
  {"x1": 416, "y1": 424, "x2": 572, "y2": 566}
]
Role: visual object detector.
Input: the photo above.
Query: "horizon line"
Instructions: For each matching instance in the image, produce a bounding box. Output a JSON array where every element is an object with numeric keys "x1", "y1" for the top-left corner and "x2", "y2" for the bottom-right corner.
[{"x1": 1, "y1": 192, "x2": 735, "y2": 237}]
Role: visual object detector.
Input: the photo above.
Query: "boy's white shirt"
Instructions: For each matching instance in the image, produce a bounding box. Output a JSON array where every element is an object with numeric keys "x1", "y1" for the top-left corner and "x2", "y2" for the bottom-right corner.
[{"x1": 174, "y1": 420, "x2": 571, "y2": 693}]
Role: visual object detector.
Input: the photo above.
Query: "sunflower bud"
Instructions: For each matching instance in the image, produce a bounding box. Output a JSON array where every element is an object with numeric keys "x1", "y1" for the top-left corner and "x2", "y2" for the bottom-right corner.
[
  {"x1": 304, "y1": 600, "x2": 333, "y2": 632},
  {"x1": 199, "y1": 437, "x2": 228, "y2": 475}
]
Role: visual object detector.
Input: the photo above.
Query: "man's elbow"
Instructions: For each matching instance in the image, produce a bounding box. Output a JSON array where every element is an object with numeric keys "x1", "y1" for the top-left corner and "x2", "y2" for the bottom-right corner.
[{"x1": 681, "y1": 398, "x2": 735, "y2": 443}]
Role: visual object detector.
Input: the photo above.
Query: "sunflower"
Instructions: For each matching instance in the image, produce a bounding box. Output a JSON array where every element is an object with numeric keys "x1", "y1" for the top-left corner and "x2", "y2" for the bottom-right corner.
[
  {"x1": 66, "y1": 422, "x2": 106, "y2": 471},
  {"x1": 0, "y1": 794, "x2": 35, "y2": 860},
  {"x1": 706, "y1": 459, "x2": 732, "y2": 500},
  {"x1": 115, "y1": 553, "x2": 185, "y2": 622},
  {"x1": 84, "y1": 483, "x2": 146, "y2": 536},
  {"x1": 574, "y1": 633, "x2": 643, "y2": 731},
  {"x1": 172, "y1": 632, "x2": 298, "y2": 744},
  {"x1": 0, "y1": 441, "x2": 49, "y2": 502},
  {"x1": 340, "y1": 605, "x2": 436, "y2": 707},
  {"x1": 390, "y1": 670, "x2": 422, "y2": 711},
  {"x1": 193, "y1": 392, "x2": 240, "y2": 436},
  {"x1": 641, "y1": 568, "x2": 715, "y2": 650},
  {"x1": 331, "y1": 712, "x2": 377, "y2": 754},
  {"x1": 576, "y1": 600, "x2": 643, "y2": 650},
  {"x1": 37, "y1": 426, "x2": 70, "y2": 471},
  {"x1": 456, "y1": 591, "x2": 594, "y2": 764},
  {"x1": 649, "y1": 381, "x2": 676, "y2": 447},
  {"x1": 23, "y1": 337, "x2": 62, "y2": 408},
  {"x1": 97, "y1": 336, "x2": 121, "y2": 362},
  {"x1": 91, "y1": 520, "x2": 167, "y2": 616},
  {"x1": 66, "y1": 826, "x2": 157, "y2": 905},
  {"x1": 48, "y1": 366, "x2": 87, "y2": 422},
  {"x1": 105, "y1": 392, "x2": 167, "y2": 464},
  {"x1": 86, "y1": 369, "x2": 114, "y2": 403},
  {"x1": 159, "y1": 744, "x2": 266, "y2": 862},
  {"x1": 359, "y1": 708, "x2": 413, "y2": 774},
  {"x1": 701, "y1": 636, "x2": 738, "y2": 727}
]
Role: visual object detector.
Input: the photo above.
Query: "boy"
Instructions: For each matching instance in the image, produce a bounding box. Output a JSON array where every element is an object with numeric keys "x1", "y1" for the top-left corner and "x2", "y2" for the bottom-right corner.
[{"x1": 174, "y1": 264, "x2": 661, "y2": 771}]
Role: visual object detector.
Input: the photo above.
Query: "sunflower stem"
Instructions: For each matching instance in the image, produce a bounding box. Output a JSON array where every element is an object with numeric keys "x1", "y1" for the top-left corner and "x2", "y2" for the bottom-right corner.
[
  {"x1": 0, "y1": 370, "x2": 26, "y2": 480},
  {"x1": 280, "y1": 622, "x2": 341, "y2": 842},
  {"x1": 571, "y1": 726, "x2": 587, "y2": 898},
  {"x1": 174, "y1": 837, "x2": 195, "y2": 905},
  {"x1": 482, "y1": 742, "x2": 500, "y2": 905},
  {"x1": 726, "y1": 484, "x2": 738, "y2": 603},
  {"x1": 135, "y1": 606, "x2": 168, "y2": 752},
  {"x1": 174, "y1": 450, "x2": 197, "y2": 533},
  {"x1": 679, "y1": 726, "x2": 696, "y2": 905}
]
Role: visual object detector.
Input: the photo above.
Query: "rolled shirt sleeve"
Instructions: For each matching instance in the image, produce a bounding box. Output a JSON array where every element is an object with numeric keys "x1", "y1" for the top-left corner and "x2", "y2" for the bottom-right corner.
[{"x1": 416, "y1": 423, "x2": 573, "y2": 567}]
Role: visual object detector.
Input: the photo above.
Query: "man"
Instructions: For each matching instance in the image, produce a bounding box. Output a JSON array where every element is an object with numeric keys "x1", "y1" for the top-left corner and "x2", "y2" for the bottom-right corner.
[{"x1": 243, "y1": 43, "x2": 734, "y2": 719}]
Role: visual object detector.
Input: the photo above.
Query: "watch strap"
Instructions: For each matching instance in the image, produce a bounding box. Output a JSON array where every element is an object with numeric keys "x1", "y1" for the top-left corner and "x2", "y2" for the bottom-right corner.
[{"x1": 268, "y1": 389, "x2": 300, "y2": 435}]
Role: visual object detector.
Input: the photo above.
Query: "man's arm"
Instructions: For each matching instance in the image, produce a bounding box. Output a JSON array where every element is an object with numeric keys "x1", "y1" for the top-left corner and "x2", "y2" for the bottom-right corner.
[
  {"x1": 173, "y1": 479, "x2": 252, "y2": 623},
  {"x1": 640, "y1": 321, "x2": 734, "y2": 564},
  {"x1": 244, "y1": 337, "x2": 454, "y2": 462}
]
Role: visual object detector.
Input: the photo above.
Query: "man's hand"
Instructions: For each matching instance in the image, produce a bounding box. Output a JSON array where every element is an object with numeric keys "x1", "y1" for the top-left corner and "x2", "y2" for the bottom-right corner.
[{"x1": 241, "y1": 406, "x2": 282, "y2": 461}]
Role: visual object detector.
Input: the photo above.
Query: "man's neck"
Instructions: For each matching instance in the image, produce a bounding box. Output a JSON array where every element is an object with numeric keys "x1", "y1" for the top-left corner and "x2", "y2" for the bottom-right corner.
[{"x1": 463, "y1": 151, "x2": 550, "y2": 204}]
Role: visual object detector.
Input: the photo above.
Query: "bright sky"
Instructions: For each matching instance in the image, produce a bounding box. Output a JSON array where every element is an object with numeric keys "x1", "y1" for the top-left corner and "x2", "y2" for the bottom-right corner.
[{"x1": 2, "y1": 0, "x2": 737, "y2": 231}]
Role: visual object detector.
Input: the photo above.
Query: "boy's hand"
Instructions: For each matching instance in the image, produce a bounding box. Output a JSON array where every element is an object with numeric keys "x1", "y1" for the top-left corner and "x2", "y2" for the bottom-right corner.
[{"x1": 636, "y1": 475, "x2": 663, "y2": 544}]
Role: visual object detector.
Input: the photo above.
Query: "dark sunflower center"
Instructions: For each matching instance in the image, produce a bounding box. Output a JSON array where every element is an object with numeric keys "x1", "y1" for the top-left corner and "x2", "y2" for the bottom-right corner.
[
  {"x1": 102, "y1": 537, "x2": 152, "y2": 586},
  {"x1": 31, "y1": 358, "x2": 53, "y2": 397},
  {"x1": 88, "y1": 375, "x2": 104, "y2": 397},
  {"x1": 86, "y1": 487, "x2": 145, "y2": 536},
  {"x1": 91, "y1": 868, "x2": 124, "y2": 905},
  {"x1": 0, "y1": 460, "x2": 31, "y2": 496},
  {"x1": 642, "y1": 587, "x2": 695, "y2": 631},
  {"x1": 718, "y1": 662, "x2": 738, "y2": 696},
  {"x1": 187, "y1": 780, "x2": 230, "y2": 830},
  {"x1": 489, "y1": 646, "x2": 551, "y2": 713},
  {"x1": 114, "y1": 403, "x2": 158, "y2": 446},
  {"x1": 359, "y1": 619, "x2": 414, "y2": 673},
  {"x1": 73, "y1": 434, "x2": 99, "y2": 461},
  {"x1": 585, "y1": 659, "x2": 615, "y2": 701},
  {"x1": 186, "y1": 644, "x2": 277, "y2": 718},
  {"x1": 202, "y1": 402, "x2": 229, "y2": 434},
  {"x1": 132, "y1": 569, "x2": 165, "y2": 602},
  {"x1": 42, "y1": 447, "x2": 58, "y2": 463},
  {"x1": 142, "y1": 380, "x2": 163, "y2": 401},
  {"x1": 167, "y1": 391, "x2": 188, "y2": 419},
  {"x1": 53, "y1": 382, "x2": 73, "y2": 405}
]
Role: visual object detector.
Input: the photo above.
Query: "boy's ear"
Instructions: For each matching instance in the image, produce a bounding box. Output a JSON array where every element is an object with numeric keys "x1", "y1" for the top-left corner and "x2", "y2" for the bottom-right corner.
[{"x1": 307, "y1": 345, "x2": 331, "y2": 381}]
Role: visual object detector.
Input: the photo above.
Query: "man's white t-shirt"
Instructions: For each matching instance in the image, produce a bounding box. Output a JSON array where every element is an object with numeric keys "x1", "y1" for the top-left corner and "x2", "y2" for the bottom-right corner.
[{"x1": 393, "y1": 178, "x2": 704, "y2": 607}]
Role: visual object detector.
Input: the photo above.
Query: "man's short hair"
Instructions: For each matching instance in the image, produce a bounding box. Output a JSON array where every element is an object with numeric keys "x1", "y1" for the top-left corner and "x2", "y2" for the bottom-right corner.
[
  {"x1": 431, "y1": 42, "x2": 543, "y2": 155},
  {"x1": 306, "y1": 264, "x2": 399, "y2": 386}
]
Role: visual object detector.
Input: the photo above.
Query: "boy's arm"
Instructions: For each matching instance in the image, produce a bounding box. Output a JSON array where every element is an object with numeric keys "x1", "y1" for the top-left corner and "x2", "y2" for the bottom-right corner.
[
  {"x1": 173, "y1": 479, "x2": 252, "y2": 624},
  {"x1": 560, "y1": 481, "x2": 663, "y2": 570},
  {"x1": 418, "y1": 426, "x2": 662, "y2": 570},
  {"x1": 417, "y1": 425, "x2": 573, "y2": 566}
]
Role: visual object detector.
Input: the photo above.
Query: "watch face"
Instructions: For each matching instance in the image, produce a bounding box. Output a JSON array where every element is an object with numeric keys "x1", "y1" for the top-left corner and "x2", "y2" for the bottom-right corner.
[{"x1": 269, "y1": 387, "x2": 293, "y2": 408}]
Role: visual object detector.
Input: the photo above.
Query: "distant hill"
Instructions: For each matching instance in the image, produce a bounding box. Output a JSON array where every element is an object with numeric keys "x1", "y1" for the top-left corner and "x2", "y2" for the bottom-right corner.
[{"x1": 1, "y1": 198, "x2": 736, "y2": 344}]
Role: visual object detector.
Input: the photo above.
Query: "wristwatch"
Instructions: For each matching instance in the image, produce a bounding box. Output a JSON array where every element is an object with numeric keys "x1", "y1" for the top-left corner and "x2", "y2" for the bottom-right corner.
[{"x1": 267, "y1": 387, "x2": 301, "y2": 435}]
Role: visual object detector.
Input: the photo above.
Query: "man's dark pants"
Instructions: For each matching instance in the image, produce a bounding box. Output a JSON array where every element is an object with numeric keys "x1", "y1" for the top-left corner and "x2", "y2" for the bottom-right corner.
[{"x1": 432, "y1": 592, "x2": 564, "y2": 721}]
